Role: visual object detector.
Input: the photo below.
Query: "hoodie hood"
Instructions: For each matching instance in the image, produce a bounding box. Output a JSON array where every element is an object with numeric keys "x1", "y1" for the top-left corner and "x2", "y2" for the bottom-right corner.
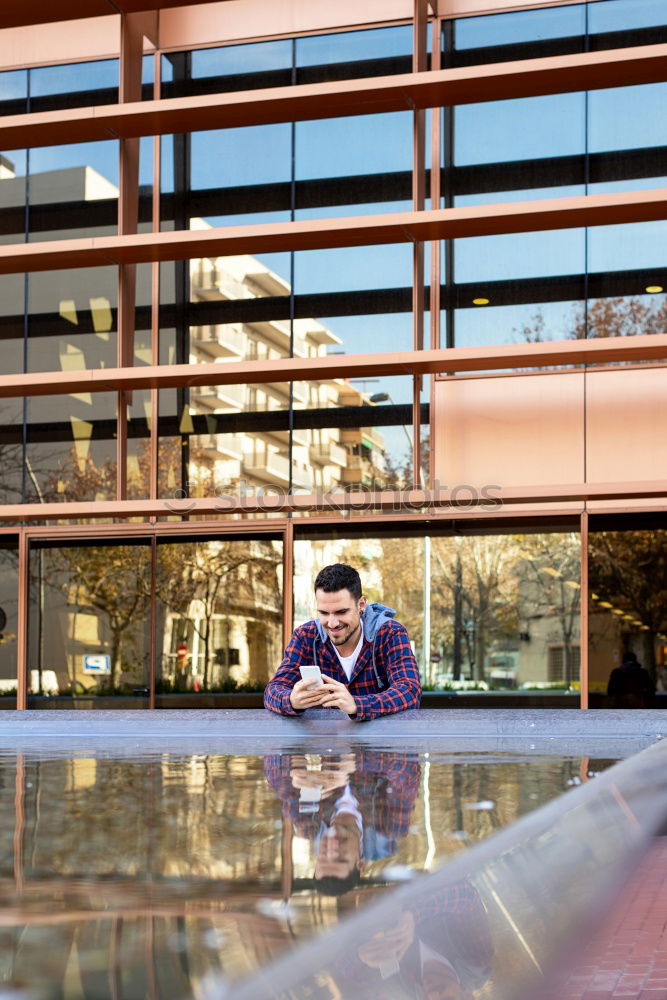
[{"x1": 314, "y1": 602, "x2": 396, "y2": 645}]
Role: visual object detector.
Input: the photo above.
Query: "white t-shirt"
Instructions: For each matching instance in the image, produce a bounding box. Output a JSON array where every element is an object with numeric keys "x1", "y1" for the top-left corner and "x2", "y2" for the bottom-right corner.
[{"x1": 331, "y1": 628, "x2": 364, "y2": 680}]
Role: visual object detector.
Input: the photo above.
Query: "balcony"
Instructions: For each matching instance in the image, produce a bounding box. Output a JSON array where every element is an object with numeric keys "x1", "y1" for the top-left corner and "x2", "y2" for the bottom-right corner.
[
  {"x1": 190, "y1": 326, "x2": 245, "y2": 360},
  {"x1": 309, "y1": 441, "x2": 348, "y2": 468},
  {"x1": 243, "y1": 452, "x2": 291, "y2": 487},
  {"x1": 243, "y1": 453, "x2": 313, "y2": 491},
  {"x1": 194, "y1": 434, "x2": 243, "y2": 461},
  {"x1": 190, "y1": 384, "x2": 245, "y2": 411}
]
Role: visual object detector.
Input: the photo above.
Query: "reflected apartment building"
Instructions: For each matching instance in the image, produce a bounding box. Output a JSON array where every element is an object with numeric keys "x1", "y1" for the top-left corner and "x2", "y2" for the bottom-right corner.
[
  {"x1": 0, "y1": 154, "x2": 386, "y2": 696},
  {"x1": 2, "y1": 0, "x2": 667, "y2": 709}
]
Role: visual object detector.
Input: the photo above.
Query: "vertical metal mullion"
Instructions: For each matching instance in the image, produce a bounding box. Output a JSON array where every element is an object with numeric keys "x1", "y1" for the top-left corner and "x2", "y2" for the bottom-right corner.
[
  {"x1": 21, "y1": 70, "x2": 31, "y2": 507},
  {"x1": 282, "y1": 518, "x2": 294, "y2": 651},
  {"x1": 428, "y1": 18, "x2": 442, "y2": 489},
  {"x1": 580, "y1": 509, "x2": 589, "y2": 709},
  {"x1": 16, "y1": 530, "x2": 28, "y2": 710},
  {"x1": 149, "y1": 534, "x2": 156, "y2": 711},
  {"x1": 117, "y1": 14, "x2": 144, "y2": 503},
  {"x1": 442, "y1": 18, "x2": 455, "y2": 351},
  {"x1": 288, "y1": 41, "x2": 297, "y2": 496},
  {"x1": 171, "y1": 53, "x2": 191, "y2": 503},
  {"x1": 150, "y1": 50, "x2": 161, "y2": 503},
  {"x1": 412, "y1": 0, "x2": 428, "y2": 489}
]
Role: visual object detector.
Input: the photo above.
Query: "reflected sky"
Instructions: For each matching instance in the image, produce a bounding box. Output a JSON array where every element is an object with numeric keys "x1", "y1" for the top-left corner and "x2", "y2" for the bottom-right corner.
[{"x1": 0, "y1": 748, "x2": 616, "y2": 998}]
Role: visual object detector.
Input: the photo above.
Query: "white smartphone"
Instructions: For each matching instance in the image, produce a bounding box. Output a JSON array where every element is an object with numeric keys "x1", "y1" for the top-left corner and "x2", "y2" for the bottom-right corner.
[{"x1": 299, "y1": 664, "x2": 324, "y2": 688}]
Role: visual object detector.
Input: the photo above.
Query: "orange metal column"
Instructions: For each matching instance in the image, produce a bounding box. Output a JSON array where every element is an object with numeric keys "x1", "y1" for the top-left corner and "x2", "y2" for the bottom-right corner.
[
  {"x1": 16, "y1": 531, "x2": 28, "y2": 710},
  {"x1": 117, "y1": 12, "x2": 157, "y2": 501},
  {"x1": 580, "y1": 510, "x2": 589, "y2": 709},
  {"x1": 282, "y1": 518, "x2": 294, "y2": 652},
  {"x1": 412, "y1": 0, "x2": 428, "y2": 487},
  {"x1": 150, "y1": 49, "x2": 162, "y2": 504},
  {"x1": 429, "y1": 15, "x2": 442, "y2": 488}
]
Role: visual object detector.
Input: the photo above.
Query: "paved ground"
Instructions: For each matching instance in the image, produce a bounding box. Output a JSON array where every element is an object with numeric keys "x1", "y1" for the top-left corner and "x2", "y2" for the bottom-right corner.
[{"x1": 562, "y1": 839, "x2": 667, "y2": 1000}]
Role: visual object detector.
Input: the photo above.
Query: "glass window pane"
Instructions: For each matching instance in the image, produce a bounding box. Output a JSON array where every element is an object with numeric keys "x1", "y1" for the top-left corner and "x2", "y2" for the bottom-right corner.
[
  {"x1": 155, "y1": 535, "x2": 283, "y2": 700},
  {"x1": 162, "y1": 41, "x2": 292, "y2": 99},
  {"x1": 26, "y1": 392, "x2": 117, "y2": 504},
  {"x1": 0, "y1": 69, "x2": 27, "y2": 116},
  {"x1": 295, "y1": 111, "x2": 411, "y2": 220},
  {"x1": 295, "y1": 528, "x2": 581, "y2": 698},
  {"x1": 28, "y1": 540, "x2": 150, "y2": 706},
  {"x1": 589, "y1": 522, "x2": 667, "y2": 708},
  {"x1": 28, "y1": 140, "x2": 118, "y2": 242},
  {"x1": 27, "y1": 265, "x2": 118, "y2": 372},
  {"x1": 296, "y1": 25, "x2": 412, "y2": 83},
  {"x1": 0, "y1": 539, "x2": 18, "y2": 706},
  {"x1": 30, "y1": 59, "x2": 119, "y2": 111},
  {"x1": 589, "y1": 0, "x2": 667, "y2": 34}
]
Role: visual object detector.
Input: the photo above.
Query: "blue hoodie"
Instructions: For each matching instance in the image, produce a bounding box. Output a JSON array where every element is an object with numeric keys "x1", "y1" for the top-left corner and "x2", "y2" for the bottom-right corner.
[{"x1": 313, "y1": 602, "x2": 397, "y2": 690}]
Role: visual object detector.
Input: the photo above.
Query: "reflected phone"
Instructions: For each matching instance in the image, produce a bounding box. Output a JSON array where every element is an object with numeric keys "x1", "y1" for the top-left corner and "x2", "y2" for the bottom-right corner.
[
  {"x1": 378, "y1": 953, "x2": 400, "y2": 980},
  {"x1": 298, "y1": 784, "x2": 322, "y2": 814},
  {"x1": 299, "y1": 664, "x2": 324, "y2": 688}
]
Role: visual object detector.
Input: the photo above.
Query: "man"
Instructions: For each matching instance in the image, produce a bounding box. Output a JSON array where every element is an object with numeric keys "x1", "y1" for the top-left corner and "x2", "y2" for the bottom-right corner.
[{"x1": 264, "y1": 563, "x2": 421, "y2": 721}]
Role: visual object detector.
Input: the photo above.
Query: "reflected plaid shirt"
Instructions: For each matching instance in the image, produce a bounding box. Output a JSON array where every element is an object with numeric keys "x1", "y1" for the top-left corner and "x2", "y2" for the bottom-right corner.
[{"x1": 264, "y1": 619, "x2": 421, "y2": 721}]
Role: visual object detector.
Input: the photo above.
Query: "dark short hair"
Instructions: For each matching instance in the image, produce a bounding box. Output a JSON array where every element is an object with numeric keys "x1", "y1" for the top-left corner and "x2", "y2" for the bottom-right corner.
[
  {"x1": 314, "y1": 867, "x2": 362, "y2": 897},
  {"x1": 314, "y1": 563, "x2": 362, "y2": 601},
  {"x1": 622, "y1": 650, "x2": 638, "y2": 663}
]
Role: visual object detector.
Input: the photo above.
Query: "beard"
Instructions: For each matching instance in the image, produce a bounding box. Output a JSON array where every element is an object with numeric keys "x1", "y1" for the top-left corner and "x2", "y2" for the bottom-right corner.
[{"x1": 328, "y1": 620, "x2": 361, "y2": 647}]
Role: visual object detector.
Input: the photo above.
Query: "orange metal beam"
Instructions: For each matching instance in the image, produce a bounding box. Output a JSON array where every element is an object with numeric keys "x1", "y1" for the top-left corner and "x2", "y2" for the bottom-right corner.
[
  {"x1": 0, "y1": 44, "x2": 665, "y2": 150},
  {"x1": 1, "y1": 0, "x2": 230, "y2": 30},
  {"x1": 1, "y1": 481, "x2": 667, "y2": 523},
  {"x1": 2, "y1": 334, "x2": 667, "y2": 398},
  {"x1": 0, "y1": 188, "x2": 665, "y2": 274}
]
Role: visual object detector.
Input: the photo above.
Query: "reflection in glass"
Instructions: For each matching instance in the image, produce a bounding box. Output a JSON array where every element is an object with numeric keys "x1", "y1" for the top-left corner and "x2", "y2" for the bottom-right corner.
[
  {"x1": 27, "y1": 540, "x2": 151, "y2": 703},
  {"x1": 589, "y1": 526, "x2": 667, "y2": 707},
  {"x1": 26, "y1": 392, "x2": 117, "y2": 504},
  {"x1": 155, "y1": 536, "x2": 283, "y2": 695},
  {"x1": 0, "y1": 539, "x2": 18, "y2": 704},
  {"x1": 295, "y1": 531, "x2": 580, "y2": 694}
]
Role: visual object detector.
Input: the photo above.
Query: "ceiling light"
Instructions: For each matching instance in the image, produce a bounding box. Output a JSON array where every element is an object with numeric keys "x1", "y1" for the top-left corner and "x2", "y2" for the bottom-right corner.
[
  {"x1": 598, "y1": 601, "x2": 613, "y2": 608},
  {"x1": 646, "y1": 285, "x2": 663, "y2": 294},
  {"x1": 540, "y1": 567, "x2": 562, "y2": 577},
  {"x1": 472, "y1": 297, "x2": 490, "y2": 306},
  {"x1": 611, "y1": 609, "x2": 625, "y2": 615},
  {"x1": 564, "y1": 580, "x2": 580, "y2": 589}
]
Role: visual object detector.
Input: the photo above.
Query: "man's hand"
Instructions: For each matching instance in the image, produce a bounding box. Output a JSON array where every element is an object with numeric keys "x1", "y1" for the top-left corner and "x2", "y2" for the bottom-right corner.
[
  {"x1": 357, "y1": 912, "x2": 415, "y2": 969},
  {"x1": 289, "y1": 678, "x2": 328, "y2": 711},
  {"x1": 320, "y1": 674, "x2": 357, "y2": 716}
]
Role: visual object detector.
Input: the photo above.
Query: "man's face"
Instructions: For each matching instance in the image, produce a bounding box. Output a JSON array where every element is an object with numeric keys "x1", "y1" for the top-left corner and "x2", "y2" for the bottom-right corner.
[
  {"x1": 314, "y1": 813, "x2": 362, "y2": 879},
  {"x1": 315, "y1": 587, "x2": 366, "y2": 649}
]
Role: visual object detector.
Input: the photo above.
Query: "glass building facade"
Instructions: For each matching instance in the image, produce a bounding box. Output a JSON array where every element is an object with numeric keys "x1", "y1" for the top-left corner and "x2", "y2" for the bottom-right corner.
[{"x1": 1, "y1": 0, "x2": 666, "y2": 708}]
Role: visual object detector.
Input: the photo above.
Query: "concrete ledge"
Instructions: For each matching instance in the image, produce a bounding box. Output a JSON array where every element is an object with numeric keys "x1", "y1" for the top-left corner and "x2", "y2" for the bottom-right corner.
[{"x1": 0, "y1": 709, "x2": 663, "y2": 758}]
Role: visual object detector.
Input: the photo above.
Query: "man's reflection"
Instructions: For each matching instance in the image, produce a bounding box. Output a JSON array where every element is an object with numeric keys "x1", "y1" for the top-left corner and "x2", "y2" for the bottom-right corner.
[
  {"x1": 345, "y1": 881, "x2": 493, "y2": 999},
  {"x1": 264, "y1": 750, "x2": 421, "y2": 896}
]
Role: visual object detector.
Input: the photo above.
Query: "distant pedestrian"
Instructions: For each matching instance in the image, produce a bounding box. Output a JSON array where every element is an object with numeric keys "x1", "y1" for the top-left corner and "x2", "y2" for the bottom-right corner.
[{"x1": 606, "y1": 651, "x2": 655, "y2": 709}]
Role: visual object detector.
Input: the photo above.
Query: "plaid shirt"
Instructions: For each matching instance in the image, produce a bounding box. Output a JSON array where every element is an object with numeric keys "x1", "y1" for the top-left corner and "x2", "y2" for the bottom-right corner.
[
  {"x1": 264, "y1": 751, "x2": 421, "y2": 839},
  {"x1": 264, "y1": 619, "x2": 422, "y2": 721}
]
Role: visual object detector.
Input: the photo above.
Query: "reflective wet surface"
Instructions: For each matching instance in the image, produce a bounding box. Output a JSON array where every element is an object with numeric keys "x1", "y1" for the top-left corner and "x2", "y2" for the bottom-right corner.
[{"x1": 0, "y1": 749, "x2": 619, "y2": 999}]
